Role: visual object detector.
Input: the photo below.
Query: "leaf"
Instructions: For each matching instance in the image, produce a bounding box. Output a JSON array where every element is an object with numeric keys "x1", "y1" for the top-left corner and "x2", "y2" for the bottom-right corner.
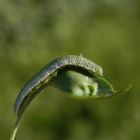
[
  {"x1": 50, "y1": 70, "x2": 116, "y2": 98},
  {"x1": 11, "y1": 55, "x2": 131, "y2": 140}
]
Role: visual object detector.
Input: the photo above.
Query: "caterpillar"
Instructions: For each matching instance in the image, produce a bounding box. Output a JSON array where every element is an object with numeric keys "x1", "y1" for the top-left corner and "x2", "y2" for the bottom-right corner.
[{"x1": 15, "y1": 55, "x2": 103, "y2": 117}]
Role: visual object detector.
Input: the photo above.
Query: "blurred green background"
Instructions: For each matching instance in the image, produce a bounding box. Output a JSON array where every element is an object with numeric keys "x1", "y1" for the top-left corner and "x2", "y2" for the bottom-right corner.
[{"x1": 0, "y1": 0, "x2": 140, "y2": 140}]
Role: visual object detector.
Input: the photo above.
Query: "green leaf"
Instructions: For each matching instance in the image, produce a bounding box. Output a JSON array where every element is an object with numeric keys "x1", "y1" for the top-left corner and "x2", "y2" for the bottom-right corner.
[
  {"x1": 50, "y1": 70, "x2": 116, "y2": 99},
  {"x1": 10, "y1": 55, "x2": 131, "y2": 140}
]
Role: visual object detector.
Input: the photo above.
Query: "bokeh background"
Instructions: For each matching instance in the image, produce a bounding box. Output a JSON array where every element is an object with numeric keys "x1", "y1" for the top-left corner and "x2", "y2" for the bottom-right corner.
[{"x1": 0, "y1": 0, "x2": 140, "y2": 140}]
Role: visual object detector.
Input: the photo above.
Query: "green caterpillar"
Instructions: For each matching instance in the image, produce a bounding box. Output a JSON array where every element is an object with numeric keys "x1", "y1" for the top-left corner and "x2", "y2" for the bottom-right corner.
[{"x1": 15, "y1": 55, "x2": 103, "y2": 117}]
